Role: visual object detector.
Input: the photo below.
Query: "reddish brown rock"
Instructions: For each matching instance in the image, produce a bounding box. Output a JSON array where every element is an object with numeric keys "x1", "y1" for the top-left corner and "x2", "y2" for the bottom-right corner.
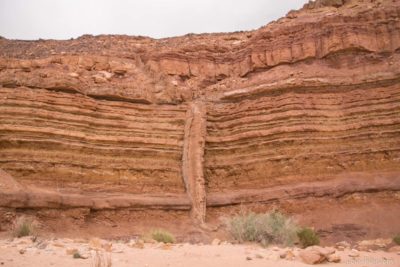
[
  {"x1": 0, "y1": 0, "x2": 399, "y2": 236},
  {"x1": 299, "y1": 250, "x2": 326, "y2": 264}
]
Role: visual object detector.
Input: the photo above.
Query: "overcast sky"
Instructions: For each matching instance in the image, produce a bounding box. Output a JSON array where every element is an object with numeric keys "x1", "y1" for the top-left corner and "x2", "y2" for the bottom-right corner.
[{"x1": 0, "y1": 0, "x2": 308, "y2": 40}]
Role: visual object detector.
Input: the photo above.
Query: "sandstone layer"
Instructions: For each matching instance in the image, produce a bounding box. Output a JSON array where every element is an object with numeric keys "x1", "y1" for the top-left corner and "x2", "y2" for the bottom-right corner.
[{"x1": 0, "y1": 0, "x2": 400, "y2": 240}]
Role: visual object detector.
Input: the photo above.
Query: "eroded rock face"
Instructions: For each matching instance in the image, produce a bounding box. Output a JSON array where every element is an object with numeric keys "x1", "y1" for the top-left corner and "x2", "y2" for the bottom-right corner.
[{"x1": 0, "y1": 0, "x2": 399, "y2": 228}]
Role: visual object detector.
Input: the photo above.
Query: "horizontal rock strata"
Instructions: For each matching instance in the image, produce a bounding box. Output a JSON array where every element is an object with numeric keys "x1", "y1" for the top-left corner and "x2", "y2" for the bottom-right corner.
[
  {"x1": 0, "y1": 0, "x2": 399, "y2": 222},
  {"x1": 1, "y1": 171, "x2": 399, "y2": 210},
  {"x1": 0, "y1": 87, "x2": 187, "y2": 194},
  {"x1": 205, "y1": 79, "x2": 400, "y2": 191}
]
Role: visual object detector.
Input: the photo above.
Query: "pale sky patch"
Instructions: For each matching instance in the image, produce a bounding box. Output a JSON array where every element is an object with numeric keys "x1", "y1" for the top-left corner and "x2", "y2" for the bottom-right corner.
[{"x1": 0, "y1": 0, "x2": 309, "y2": 40}]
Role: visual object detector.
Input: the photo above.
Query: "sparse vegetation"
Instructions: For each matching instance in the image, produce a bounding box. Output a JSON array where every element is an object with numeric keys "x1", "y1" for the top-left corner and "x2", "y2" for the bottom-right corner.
[
  {"x1": 297, "y1": 227, "x2": 320, "y2": 248},
  {"x1": 73, "y1": 252, "x2": 82, "y2": 259},
  {"x1": 394, "y1": 234, "x2": 400, "y2": 245},
  {"x1": 13, "y1": 217, "x2": 35, "y2": 238},
  {"x1": 227, "y1": 211, "x2": 299, "y2": 246},
  {"x1": 92, "y1": 251, "x2": 112, "y2": 267},
  {"x1": 148, "y1": 229, "x2": 176, "y2": 244}
]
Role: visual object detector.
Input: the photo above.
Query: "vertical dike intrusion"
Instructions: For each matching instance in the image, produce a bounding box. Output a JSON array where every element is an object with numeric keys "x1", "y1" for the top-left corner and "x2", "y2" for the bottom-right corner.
[{"x1": 182, "y1": 100, "x2": 207, "y2": 225}]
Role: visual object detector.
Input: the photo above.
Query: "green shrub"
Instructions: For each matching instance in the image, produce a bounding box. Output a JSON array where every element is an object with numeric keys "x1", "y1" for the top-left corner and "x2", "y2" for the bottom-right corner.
[
  {"x1": 73, "y1": 252, "x2": 82, "y2": 259},
  {"x1": 227, "y1": 211, "x2": 299, "y2": 246},
  {"x1": 297, "y1": 227, "x2": 320, "y2": 248},
  {"x1": 394, "y1": 234, "x2": 400, "y2": 245},
  {"x1": 149, "y1": 229, "x2": 175, "y2": 244},
  {"x1": 13, "y1": 217, "x2": 35, "y2": 238}
]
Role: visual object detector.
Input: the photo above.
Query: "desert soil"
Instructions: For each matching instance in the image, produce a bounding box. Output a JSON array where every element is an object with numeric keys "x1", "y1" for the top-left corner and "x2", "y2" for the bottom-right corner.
[{"x1": 0, "y1": 237, "x2": 399, "y2": 267}]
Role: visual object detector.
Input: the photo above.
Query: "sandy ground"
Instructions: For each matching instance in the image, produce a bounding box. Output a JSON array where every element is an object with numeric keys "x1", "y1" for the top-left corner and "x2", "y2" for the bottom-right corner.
[{"x1": 0, "y1": 237, "x2": 399, "y2": 267}]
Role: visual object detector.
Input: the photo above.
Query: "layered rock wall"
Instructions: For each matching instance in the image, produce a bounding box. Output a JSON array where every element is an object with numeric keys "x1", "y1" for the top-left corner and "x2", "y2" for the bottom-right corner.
[
  {"x1": 205, "y1": 76, "x2": 400, "y2": 192},
  {"x1": 0, "y1": 87, "x2": 187, "y2": 194},
  {"x1": 0, "y1": 0, "x2": 399, "y2": 224}
]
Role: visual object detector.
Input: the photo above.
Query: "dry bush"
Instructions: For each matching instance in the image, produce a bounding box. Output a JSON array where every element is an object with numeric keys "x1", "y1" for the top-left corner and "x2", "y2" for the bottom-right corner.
[
  {"x1": 227, "y1": 210, "x2": 299, "y2": 246},
  {"x1": 13, "y1": 217, "x2": 35, "y2": 238},
  {"x1": 73, "y1": 252, "x2": 83, "y2": 259},
  {"x1": 148, "y1": 229, "x2": 175, "y2": 244},
  {"x1": 297, "y1": 227, "x2": 320, "y2": 248},
  {"x1": 394, "y1": 234, "x2": 400, "y2": 245}
]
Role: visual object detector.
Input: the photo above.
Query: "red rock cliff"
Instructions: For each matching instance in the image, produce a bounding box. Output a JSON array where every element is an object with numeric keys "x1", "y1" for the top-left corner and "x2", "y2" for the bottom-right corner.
[{"x1": 0, "y1": 0, "x2": 400, "y2": 227}]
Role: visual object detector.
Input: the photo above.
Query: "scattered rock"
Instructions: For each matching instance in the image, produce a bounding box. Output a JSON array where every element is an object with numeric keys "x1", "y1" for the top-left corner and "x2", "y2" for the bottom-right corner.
[
  {"x1": 160, "y1": 243, "x2": 172, "y2": 250},
  {"x1": 298, "y1": 246, "x2": 336, "y2": 264},
  {"x1": 285, "y1": 250, "x2": 295, "y2": 260},
  {"x1": 130, "y1": 239, "x2": 144, "y2": 249},
  {"x1": 19, "y1": 248, "x2": 26, "y2": 255},
  {"x1": 307, "y1": 246, "x2": 335, "y2": 257},
  {"x1": 108, "y1": 243, "x2": 126, "y2": 253},
  {"x1": 299, "y1": 250, "x2": 326, "y2": 265},
  {"x1": 211, "y1": 238, "x2": 221, "y2": 246},
  {"x1": 279, "y1": 251, "x2": 287, "y2": 259},
  {"x1": 358, "y1": 238, "x2": 392, "y2": 249},
  {"x1": 348, "y1": 249, "x2": 360, "y2": 257},
  {"x1": 335, "y1": 241, "x2": 351, "y2": 251},
  {"x1": 279, "y1": 249, "x2": 295, "y2": 260},
  {"x1": 254, "y1": 253, "x2": 263, "y2": 259},
  {"x1": 35, "y1": 241, "x2": 48, "y2": 250},
  {"x1": 327, "y1": 254, "x2": 341, "y2": 263},
  {"x1": 15, "y1": 236, "x2": 34, "y2": 245},
  {"x1": 79, "y1": 253, "x2": 90, "y2": 259},
  {"x1": 52, "y1": 242, "x2": 65, "y2": 248},
  {"x1": 144, "y1": 239, "x2": 157, "y2": 244},
  {"x1": 246, "y1": 256, "x2": 252, "y2": 261},
  {"x1": 357, "y1": 245, "x2": 369, "y2": 252}
]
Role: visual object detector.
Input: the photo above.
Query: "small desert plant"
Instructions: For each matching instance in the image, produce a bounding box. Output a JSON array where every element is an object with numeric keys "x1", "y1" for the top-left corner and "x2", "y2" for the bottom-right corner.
[
  {"x1": 92, "y1": 251, "x2": 112, "y2": 267},
  {"x1": 73, "y1": 252, "x2": 82, "y2": 259},
  {"x1": 13, "y1": 217, "x2": 35, "y2": 238},
  {"x1": 394, "y1": 234, "x2": 400, "y2": 245},
  {"x1": 297, "y1": 227, "x2": 320, "y2": 248},
  {"x1": 227, "y1": 211, "x2": 299, "y2": 246},
  {"x1": 149, "y1": 229, "x2": 175, "y2": 244}
]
